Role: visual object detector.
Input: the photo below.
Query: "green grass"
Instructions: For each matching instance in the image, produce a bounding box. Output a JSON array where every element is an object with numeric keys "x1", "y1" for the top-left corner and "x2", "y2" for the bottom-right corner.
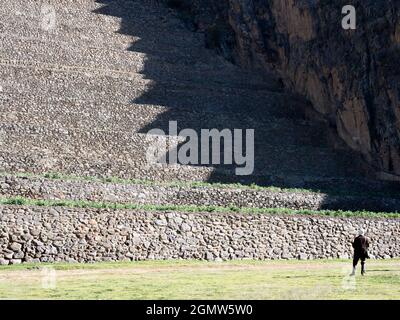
[
  {"x1": 0, "y1": 171, "x2": 310, "y2": 193},
  {"x1": 0, "y1": 196, "x2": 399, "y2": 218},
  {"x1": 0, "y1": 259, "x2": 399, "y2": 299},
  {"x1": 2, "y1": 170, "x2": 398, "y2": 199}
]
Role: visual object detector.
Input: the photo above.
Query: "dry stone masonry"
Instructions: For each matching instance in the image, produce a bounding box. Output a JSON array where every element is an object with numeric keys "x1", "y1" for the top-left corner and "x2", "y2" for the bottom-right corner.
[
  {"x1": 0, "y1": 205, "x2": 399, "y2": 265},
  {"x1": 1, "y1": 175, "x2": 400, "y2": 213},
  {"x1": 0, "y1": 0, "x2": 399, "y2": 264},
  {"x1": 0, "y1": 0, "x2": 397, "y2": 192}
]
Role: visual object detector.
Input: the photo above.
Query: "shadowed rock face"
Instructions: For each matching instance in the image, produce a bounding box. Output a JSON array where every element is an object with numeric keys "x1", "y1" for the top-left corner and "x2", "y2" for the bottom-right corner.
[{"x1": 166, "y1": 0, "x2": 400, "y2": 181}]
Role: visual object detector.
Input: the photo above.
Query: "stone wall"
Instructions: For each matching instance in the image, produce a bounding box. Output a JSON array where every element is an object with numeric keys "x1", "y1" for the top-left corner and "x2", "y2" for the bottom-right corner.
[
  {"x1": 0, "y1": 205, "x2": 399, "y2": 265},
  {"x1": 1, "y1": 175, "x2": 400, "y2": 212},
  {"x1": 167, "y1": 0, "x2": 400, "y2": 180}
]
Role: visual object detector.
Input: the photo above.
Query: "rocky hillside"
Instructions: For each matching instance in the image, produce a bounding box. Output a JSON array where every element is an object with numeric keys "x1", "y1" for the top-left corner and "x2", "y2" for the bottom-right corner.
[
  {"x1": 0, "y1": 0, "x2": 399, "y2": 264},
  {"x1": 2, "y1": 0, "x2": 393, "y2": 192},
  {"x1": 169, "y1": 0, "x2": 400, "y2": 181}
]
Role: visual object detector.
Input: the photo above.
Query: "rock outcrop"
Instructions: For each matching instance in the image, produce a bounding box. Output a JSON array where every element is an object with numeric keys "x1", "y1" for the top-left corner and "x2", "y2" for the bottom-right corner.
[{"x1": 168, "y1": 0, "x2": 400, "y2": 180}]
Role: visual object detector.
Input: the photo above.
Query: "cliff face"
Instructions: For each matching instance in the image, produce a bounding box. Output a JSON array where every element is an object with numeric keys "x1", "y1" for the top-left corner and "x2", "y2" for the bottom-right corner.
[{"x1": 167, "y1": 0, "x2": 400, "y2": 180}]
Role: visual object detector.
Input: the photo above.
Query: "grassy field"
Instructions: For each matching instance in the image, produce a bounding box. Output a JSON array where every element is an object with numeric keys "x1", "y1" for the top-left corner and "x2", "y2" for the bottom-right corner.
[
  {"x1": 0, "y1": 259, "x2": 399, "y2": 300},
  {"x1": 2, "y1": 196, "x2": 399, "y2": 218}
]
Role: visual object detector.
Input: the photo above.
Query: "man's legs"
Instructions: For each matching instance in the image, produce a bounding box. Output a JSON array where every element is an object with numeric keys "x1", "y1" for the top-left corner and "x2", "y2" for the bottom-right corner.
[
  {"x1": 361, "y1": 256, "x2": 366, "y2": 275},
  {"x1": 351, "y1": 254, "x2": 359, "y2": 276}
]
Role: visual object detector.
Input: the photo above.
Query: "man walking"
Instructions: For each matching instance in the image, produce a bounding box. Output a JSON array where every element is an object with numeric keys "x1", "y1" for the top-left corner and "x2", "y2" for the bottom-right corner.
[{"x1": 350, "y1": 229, "x2": 370, "y2": 276}]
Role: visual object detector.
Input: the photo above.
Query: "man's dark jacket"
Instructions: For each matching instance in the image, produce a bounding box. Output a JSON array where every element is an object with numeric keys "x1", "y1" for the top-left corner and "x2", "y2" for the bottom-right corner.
[{"x1": 352, "y1": 235, "x2": 369, "y2": 258}]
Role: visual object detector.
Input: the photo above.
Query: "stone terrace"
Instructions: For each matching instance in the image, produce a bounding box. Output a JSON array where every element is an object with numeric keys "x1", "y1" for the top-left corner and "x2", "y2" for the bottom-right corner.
[{"x1": 0, "y1": 0, "x2": 398, "y2": 264}]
